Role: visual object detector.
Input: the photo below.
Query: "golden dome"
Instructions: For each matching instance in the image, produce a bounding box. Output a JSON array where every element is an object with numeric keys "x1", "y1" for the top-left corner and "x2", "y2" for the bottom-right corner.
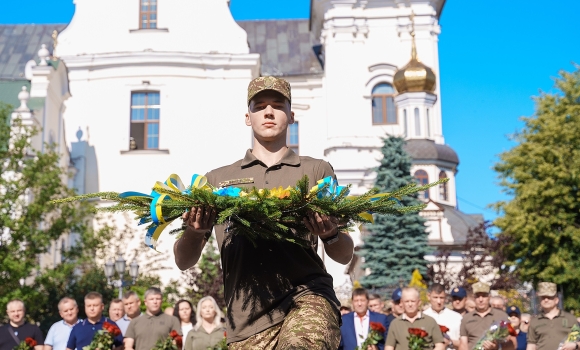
[{"x1": 393, "y1": 21, "x2": 436, "y2": 93}]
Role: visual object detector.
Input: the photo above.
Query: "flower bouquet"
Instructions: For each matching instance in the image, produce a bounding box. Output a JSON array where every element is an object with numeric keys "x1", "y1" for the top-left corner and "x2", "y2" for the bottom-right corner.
[
  {"x1": 82, "y1": 321, "x2": 121, "y2": 350},
  {"x1": 355, "y1": 322, "x2": 386, "y2": 350},
  {"x1": 557, "y1": 324, "x2": 580, "y2": 350},
  {"x1": 153, "y1": 330, "x2": 183, "y2": 350},
  {"x1": 439, "y1": 325, "x2": 450, "y2": 341},
  {"x1": 408, "y1": 328, "x2": 429, "y2": 350},
  {"x1": 51, "y1": 173, "x2": 447, "y2": 249},
  {"x1": 473, "y1": 321, "x2": 517, "y2": 350},
  {"x1": 207, "y1": 331, "x2": 227, "y2": 350},
  {"x1": 13, "y1": 337, "x2": 37, "y2": 350}
]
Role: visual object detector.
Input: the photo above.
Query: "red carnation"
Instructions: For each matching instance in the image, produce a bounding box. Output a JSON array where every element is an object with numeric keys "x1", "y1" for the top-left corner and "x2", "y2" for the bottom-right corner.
[
  {"x1": 103, "y1": 322, "x2": 121, "y2": 337},
  {"x1": 169, "y1": 330, "x2": 179, "y2": 339},
  {"x1": 25, "y1": 338, "x2": 37, "y2": 347},
  {"x1": 370, "y1": 321, "x2": 386, "y2": 334},
  {"x1": 408, "y1": 328, "x2": 421, "y2": 336},
  {"x1": 507, "y1": 323, "x2": 517, "y2": 337},
  {"x1": 440, "y1": 325, "x2": 450, "y2": 333},
  {"x1": 224, "y1": 331, "x2": 227, "y2": 337},
  {"x1": 420, "y1": 330, "x2": 429, "y2": 338}
]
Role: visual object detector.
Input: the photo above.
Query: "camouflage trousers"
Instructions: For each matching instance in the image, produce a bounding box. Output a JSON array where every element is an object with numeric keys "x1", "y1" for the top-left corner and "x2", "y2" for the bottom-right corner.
[{"x1": 229, "y1": 294, "x2": 341, "y2": 350}]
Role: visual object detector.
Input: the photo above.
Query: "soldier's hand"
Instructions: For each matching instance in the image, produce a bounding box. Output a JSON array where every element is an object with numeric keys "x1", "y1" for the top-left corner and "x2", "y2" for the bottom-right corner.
[
  {"x1": 303, "y1": 212, "x2": 338, "y2": 239},
  {"x1": 561, "y1": 342, "x2": 578, "y2": 350},
  {"x1": 182, "y1": 206, "x2": 216, "y2": 232},
  {"x1": 482, "y1": 340, "x2": 499, "y2": 350}
]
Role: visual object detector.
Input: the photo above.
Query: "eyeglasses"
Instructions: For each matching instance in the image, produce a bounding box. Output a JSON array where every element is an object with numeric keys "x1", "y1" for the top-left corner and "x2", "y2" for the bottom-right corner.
[{"x1": 540, "y1": 295, "x2": 557, "y2": 300}]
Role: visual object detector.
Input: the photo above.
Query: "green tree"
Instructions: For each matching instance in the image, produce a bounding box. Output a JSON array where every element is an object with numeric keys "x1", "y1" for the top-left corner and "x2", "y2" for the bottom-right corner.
[
  {"x1": 493, "y1": 67, "x2": 580, "y2": 309},
  {"x1": 183, "y1": 236, "x2": 225, "y2": 309},
  {"x1": 360, "y1": 136, "x2": 431, "y2": 288},
  {"x1": 0, "y1": 103, "x2": 92, "y2": 321}
]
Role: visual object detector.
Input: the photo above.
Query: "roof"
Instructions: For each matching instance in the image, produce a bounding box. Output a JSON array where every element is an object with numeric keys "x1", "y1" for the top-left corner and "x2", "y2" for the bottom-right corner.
[
  {"x1": 0, "y1": 24, "x2": 67, "y2": 80},
  {"x1": 404, "y1": 139, "x2": 459, "y2": 165},
  {"x1": 0, "y1": 80, "x2": 30, "y2": 109},
  {"x1": 0, "y1": 21, "x2": 321, "y2": 78},
  {"x1": 441, "y1": 204, "x2": 484, "y2": 245},
  {"x1": 237, "y1": 20, "x2": 323, "y2": 76}
]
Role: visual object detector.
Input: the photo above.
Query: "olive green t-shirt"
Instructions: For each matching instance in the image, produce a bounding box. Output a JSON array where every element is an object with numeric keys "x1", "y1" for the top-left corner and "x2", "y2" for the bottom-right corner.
[
  {"x1": 385, "y1": 312, "x2": 445, "y2": 350},
  {"x1": 183, "y1": 326, "x2": 226, "y2": 350},
  {"x1": 205, "y1": 149, "x2": 341, "y2": 344},
  {"x1": 528, "y1": 310, "x2": 578, "y2": 350},
  {"x1": 125, "y1": 312, "x2": 181, "y2": 350},
  {"x1": 460, "y1": 308, "x2": 509, "y2": 350}
]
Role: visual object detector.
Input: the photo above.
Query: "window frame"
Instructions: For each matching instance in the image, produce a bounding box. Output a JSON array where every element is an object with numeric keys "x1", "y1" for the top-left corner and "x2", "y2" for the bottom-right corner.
[
  {"x1": 130, "y1": 91, "x2": 160, "y2": 150},
  {"x1": 439, "y1": 170, "x2": 448, "y2": 201},
  {"x1": 287, "y1": 121, "x2": 299, "y2": 155},
  {"x1": 371, "y1": 83, "x2": 397, "y2": 125},
  {"x1": 139, "y1": 0, "x2": 158, "y2": 29},
  {"x1": 414, "y1": 169, "x2": 429, "y2": 200}
]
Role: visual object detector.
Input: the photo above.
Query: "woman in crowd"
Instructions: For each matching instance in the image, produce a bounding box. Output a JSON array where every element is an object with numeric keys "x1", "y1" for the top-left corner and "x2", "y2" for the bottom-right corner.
[
  {"x1": 183, "y1": 296, "x2": 225, "y2": 350},
  {"x1": 173, "y1": 299, "x2": 196, "y2": 338}
]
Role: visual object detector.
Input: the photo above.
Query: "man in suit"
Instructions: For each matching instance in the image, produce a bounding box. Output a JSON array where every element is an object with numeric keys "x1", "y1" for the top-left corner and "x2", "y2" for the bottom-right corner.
[{"x1": 339, "y1": 288, "x2": 391, "y2": 350}]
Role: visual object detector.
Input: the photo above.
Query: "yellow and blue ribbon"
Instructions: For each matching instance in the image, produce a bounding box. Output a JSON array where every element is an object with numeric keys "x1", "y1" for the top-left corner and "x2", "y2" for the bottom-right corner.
[
  {"x1": 310, "y1": 176, "x2": 349, "y2": 199},
  {"x1": 119, "y1": 174, "x2": 209, "y2": 249}
]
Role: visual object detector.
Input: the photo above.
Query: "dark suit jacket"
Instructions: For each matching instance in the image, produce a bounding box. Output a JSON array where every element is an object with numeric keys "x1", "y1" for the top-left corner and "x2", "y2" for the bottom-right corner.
[{"x1": 338, "y1": 311, "x2": 391, "y2": 350}]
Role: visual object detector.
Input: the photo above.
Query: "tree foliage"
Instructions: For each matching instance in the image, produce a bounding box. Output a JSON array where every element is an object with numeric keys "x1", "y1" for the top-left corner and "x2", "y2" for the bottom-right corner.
[
  {"x1": 492, "y1": 67, "x2": 580, "y2": 309},
  {"x1": 182, "y1": 236, "x2": 225, "y2": 310},
  {"x1": 427, "y1": 222, "x2": 520, "y2": 291},
  {"x1": 0, "y1": 103, "x2": 173, "y2": 330},
  {"x1": 360, "y1": 136, "x2": 431, "y2": 288}
]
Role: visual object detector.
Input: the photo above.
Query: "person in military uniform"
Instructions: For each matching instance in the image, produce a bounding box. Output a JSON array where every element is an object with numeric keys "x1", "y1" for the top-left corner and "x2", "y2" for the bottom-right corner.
[
  {"x1": 174, "y1": 76, "x2": 354, "y2": 350},
  {"x1": 527, "y1": 282, "x2": 580, "y2": 350},
  {"x1": 458, "y1": 282, "x2": 516, "y2": 350}
]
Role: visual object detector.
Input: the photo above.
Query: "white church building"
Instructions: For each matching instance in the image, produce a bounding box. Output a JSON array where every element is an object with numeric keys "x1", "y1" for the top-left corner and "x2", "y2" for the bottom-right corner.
[{"x1": 0, "y1": 0, "x2": 482, "y2": 290}]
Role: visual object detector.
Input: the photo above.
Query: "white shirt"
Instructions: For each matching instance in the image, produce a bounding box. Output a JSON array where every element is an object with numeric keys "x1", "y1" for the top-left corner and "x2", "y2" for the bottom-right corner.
[
  {"x1": 181, "y1": 322, "x2": 193, "y2": 337},
  {"x1": 423, "y1": 307, "x2": 462, "y2": 348},
  {"x1": 353, "y1": 310, "x2": 370, "y2": 347}
]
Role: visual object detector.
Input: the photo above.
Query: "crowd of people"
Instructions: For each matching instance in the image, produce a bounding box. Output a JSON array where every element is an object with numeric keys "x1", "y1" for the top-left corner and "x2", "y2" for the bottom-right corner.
[
  {"x1": 0, "y1": 288, "x2": 225, "y2": 350},
  {"x1": 338, "y1": 281, "x2": 580, "y2": 350}
]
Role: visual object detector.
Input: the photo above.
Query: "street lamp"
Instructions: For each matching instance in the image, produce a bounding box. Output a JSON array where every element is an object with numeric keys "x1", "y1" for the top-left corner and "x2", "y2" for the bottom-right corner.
[{"x1": 104, "y1": 255, "x2": 139, "y2": 299}]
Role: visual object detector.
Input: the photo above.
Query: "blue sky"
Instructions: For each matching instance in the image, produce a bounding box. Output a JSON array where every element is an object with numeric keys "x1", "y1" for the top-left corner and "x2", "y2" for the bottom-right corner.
[{"x1": 2, "y1": 0, "x2": 579, "y2": 222}]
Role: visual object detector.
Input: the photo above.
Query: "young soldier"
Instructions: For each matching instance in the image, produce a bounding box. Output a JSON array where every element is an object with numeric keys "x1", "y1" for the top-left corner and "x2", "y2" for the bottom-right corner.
[{"x1": 174, "y1": 76, "x2": 354, "y2": 349}]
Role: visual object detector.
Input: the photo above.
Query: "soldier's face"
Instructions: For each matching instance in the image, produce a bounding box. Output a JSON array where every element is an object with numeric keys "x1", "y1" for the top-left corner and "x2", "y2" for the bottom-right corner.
[
  {"x1": 539, "y1": 295, "x2": 558, "y2": 310},
  {"x1": 474, "y1": 292, "x2": 490, "y2": 312},
  {"x1": 246, "y1": 91, "x2": 294, "y2": 144}
]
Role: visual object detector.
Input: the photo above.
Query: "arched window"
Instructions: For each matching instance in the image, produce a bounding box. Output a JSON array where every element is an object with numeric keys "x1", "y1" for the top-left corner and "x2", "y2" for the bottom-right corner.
[
  {"x1": 439, "y1": 171, "x2": 448, "y2": 201},
  {"x1": 372, "y1": 83, "x2": 397, "y2": 125},
  {"x1": 414, "y1": 169, "x2": 429, "y2": 199},
  {"x1": 414, "y1": 108, "x2": 421, "y2": 136}
]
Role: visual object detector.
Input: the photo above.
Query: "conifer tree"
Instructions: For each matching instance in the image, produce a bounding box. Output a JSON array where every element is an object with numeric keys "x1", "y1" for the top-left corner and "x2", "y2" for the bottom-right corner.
[
  {"x1": 493, "y1": 67, "x2": 580, "y2": 309},
  {"x1": 360, "y1": 136, "x2": 431, "y2": 288}
]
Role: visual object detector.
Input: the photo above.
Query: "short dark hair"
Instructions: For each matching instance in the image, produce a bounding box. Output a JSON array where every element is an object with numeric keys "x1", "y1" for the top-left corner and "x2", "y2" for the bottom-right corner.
[
  {"x1": 340, "y1": 306, "x2": 351, "y2": 312},
  {"x1": 173, "y1": 299, "x2": 196, "y2": 323},
  {"x1": 110, "y1": 298, "x2": 123, "y2": 306},
  {"x1": 123, "y1": 291, "x2": 139, "y2": 300},
  {"x1": 85, "y1": 292, "x2": 103, "y2": 303},
  {"x1": 368, "y1": 293, "x2": 382, "y2": 301},
  {"x1": 352, "y1": 288, "x2": 369, "y2": 300},
  {"x1": 428, "y1": 283, "x2": 446, "y2": 294}
]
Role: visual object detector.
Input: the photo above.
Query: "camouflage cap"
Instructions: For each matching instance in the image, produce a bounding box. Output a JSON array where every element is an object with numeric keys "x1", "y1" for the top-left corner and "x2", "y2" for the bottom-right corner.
[
  {"x1": 247, "y1": 76, "x2": 292, "y2": 105},
  {"x1": 472, "y1": 282, "x2": 491, "y2": 294},
  {"x1": 537, "y1": 282, "x2": 557, "y2": 297}
]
